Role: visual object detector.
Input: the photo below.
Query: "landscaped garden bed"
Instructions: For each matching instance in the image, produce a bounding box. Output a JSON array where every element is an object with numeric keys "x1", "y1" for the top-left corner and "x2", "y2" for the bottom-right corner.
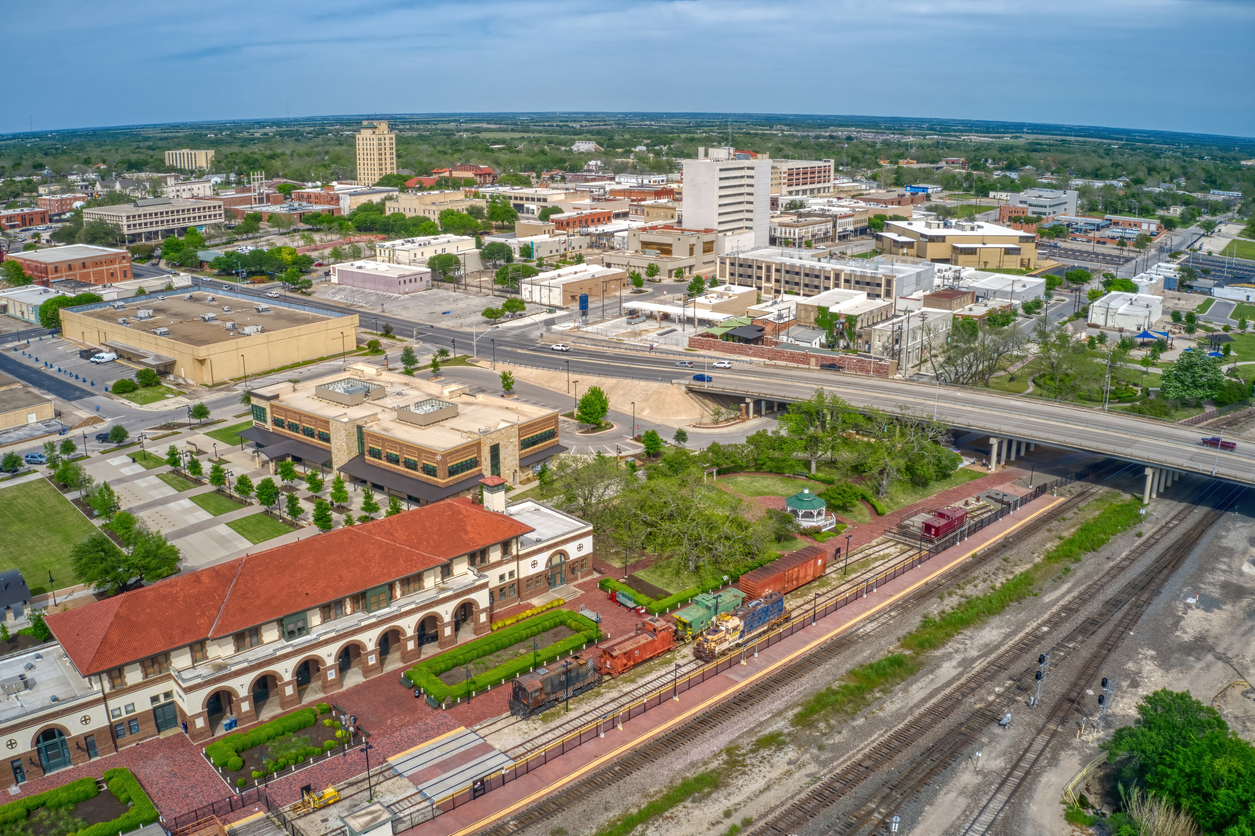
[
  {"x1": 406, "y1": 610, "x2": 601, "y2": 705},
  {"x1": 205, "y1": 704, "x2": 356, "y2": 789},
  {"x1": 0, "y1": 769, "x2": 158, "y2": 836},
  {"x1": 599, "y1": 550, "x2": 784, "y2": 614}
]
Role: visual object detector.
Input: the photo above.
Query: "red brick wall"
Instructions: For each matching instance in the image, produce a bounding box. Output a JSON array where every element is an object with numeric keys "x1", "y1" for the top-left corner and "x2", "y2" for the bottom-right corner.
[
  {"x1": 687, "y1": 335, "x2": 896, "y2": 376},
  {"x1": 0, "y1": 208, "x2": 49, "y2": 229},
  {"x1": 12, "y1": 250, "x2": 132, "y2": 287}
]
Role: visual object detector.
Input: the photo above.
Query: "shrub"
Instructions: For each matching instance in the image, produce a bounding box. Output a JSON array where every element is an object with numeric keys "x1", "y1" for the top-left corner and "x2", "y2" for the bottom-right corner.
[
  {"x1": 0, "y1": 778, "x2": 98, "y2": 825},
  {"x1": 315, "y1": 702, "x2": 332, "y2": 715},
  {"x1": 323, "y1": 718, "x2": 335, "y2": 727},
  {"x1": 204, "y1": 707, "x2": 317, "y2": 768},
  {"x1": 323, "y1": 740, "x2": 336, "y2": 752},
  {"x1": 111, "y1": 379, "x2": 138, "y2": 394},
  {"x1": 237, "y1": 778, "x2": 247, "y2": 788},
  {"x1": 251, "y1": 770, "x2": 262, "y2": 780},
  {"x1": 226, "y1": 756, "x2": 244, "y2": 772},
  {"x1": 491, "y1": 598, "x2": 564, "y2": 630},
  {"x1": 69, "y1": 769, "x2": 160, "y2": 836}
]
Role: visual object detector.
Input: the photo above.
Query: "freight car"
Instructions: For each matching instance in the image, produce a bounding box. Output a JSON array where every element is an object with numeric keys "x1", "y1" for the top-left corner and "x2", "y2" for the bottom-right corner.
[
  {"x1": 693, "y1": 592, "x2": 789, "y2": 662},
  {"x1": 508, "y1": 656, "x2": 600, "y2": 718},
  {"x1": 922, "y1": 506, "x2": 967, "y2": 539},
  {"x1": 589, "y1": 617, "x2": 675, "y2": 677},
  {"x1": 738, "y1": 546, "x2": 827, "y2": 599},
  {"x1": 671, "y1": 589, "x2": 746, "y2": 641}
]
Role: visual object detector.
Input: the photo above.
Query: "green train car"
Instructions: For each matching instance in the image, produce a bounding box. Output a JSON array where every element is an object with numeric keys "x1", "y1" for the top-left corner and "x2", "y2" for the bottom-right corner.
[{"x1": 671, "y1": 589, "x2": 746, "y2": 641}]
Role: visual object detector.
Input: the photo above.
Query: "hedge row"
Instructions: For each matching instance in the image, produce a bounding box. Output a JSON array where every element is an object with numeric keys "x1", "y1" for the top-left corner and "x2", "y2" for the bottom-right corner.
[
  {"x1": 405, "y1": 610, "x2": 600, "y2": 703},
  {"x1": 491, "y1": 598, "x2": 564, "y2": 631},
  {"x1": 0, "y1": 777, "x2": 98, "y2": 825},
  {"x1": 205, "y1": 704, "x2": 328, "y2": 768},
  {"x1": 598, "y1": 551, "x2": 782, "y2": 615},
  {"x1": 79, "y1": 769, "x2": 159, "y2": 836}
]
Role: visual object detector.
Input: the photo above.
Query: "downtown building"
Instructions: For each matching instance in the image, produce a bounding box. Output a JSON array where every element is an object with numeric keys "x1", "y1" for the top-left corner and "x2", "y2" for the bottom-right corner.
[{"x1": 681, "y1": 147, "x2": 771, "y2": 254}]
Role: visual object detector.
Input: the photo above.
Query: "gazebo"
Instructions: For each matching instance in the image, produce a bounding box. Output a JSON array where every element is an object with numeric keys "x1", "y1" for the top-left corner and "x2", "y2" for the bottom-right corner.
[{"x1": 785, "y1": 488, "x2": 837, "y2": 531}]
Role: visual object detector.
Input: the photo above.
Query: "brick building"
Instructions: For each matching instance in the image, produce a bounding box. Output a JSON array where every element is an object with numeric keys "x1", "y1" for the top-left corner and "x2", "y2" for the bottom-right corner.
[
  {"x1": 4, "y1": 244, "x2": 132, "y2": 287},
  {"x1": 549, "y1": 208, "x2": 613, "y2": 233},
  {"x1": 38, "y1": 195, "x2": 84, "y2": 215},
  {"x1": 431, "y1": 165, "x2": 498, "y2": 186},
  {"x1": 0, "y1": 208, "x2": 49, "y2": 229}
]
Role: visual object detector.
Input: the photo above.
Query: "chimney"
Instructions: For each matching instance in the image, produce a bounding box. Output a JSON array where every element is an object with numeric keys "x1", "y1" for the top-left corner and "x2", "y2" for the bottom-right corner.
[{"x1": 480, "y1": 476, "x2": 508, "y2": 514}]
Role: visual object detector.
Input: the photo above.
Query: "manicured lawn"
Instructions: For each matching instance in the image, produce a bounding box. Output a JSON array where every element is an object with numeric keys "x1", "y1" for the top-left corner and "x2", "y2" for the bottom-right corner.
[
  {"x1": 631, "y1": 564, "x2": 695, "y2": 595},
  {"x1": 1111, "y1": 401, "x2": 1207, "y2": 422},
  {"x1": 204, "y1": 420, "x2": 253, "y2": 447},
  {"x1": 1196, "y1": 298, "x2": 1215, "y2": 314},
  {"x1": 879, "y1": 468, "x2": 986, "y2": 514},
  {"x1": 1229, "y1": 304, "x2": 1255, "y2": 323},
  {"x1": 190, "y1": 491, "x2": 248, "y2": 516},
  {"x1": 0, "y1": 479, "x2": 97, "y2": 595},
  {"x1": 227, "y1": 513, "x2": 294, "y2": 544},
  {"x1": 1219, "y1": 238, "x2": 1255, "y2": 261},
  {"x1": 951, "y1": 203, "x2": 988, "y2": 218},
  {"x1": 770, "y1": 535, "x2": 812, "y2": 555},
  {"x1": 853, "y1": 250, "x2": 882, "y2": 259},
  {"x1": 717, "y1": 473, "x2": 825, "y2": 497},
  {"x1": 118, "y1": 385, "x2": 183, "y2": 405},
  {"x1": 130, "y1": 450, "x2": 167, "y2": 470},
  {"x1": 156, "y1": 471, "x2": 197, "y2": 492},
  {"x1": 987, "y1": 374, "x2": 1031, "y2": 394}
]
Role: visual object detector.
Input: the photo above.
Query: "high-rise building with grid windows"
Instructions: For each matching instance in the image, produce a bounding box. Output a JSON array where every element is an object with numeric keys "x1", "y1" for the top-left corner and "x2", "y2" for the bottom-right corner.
[{"x1": 356, "y1": 121, "x2": 396, "y2": 186}]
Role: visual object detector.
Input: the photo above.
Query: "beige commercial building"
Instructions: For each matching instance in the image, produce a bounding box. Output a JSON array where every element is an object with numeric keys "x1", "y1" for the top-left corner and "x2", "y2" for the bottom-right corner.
[
  {"x1": 163, "y1": 180, "x2": 214, "y2": 200},
  {"x1": 375, "y1": 234, "x2": 478, "y2": 267},
  {"x1": 82, "y1": 198, "x2": 225, "y2": 243},
  {"x1": 876, "y1": 219, "x2": 1039, "y2": 270},
  {"x1": 58, "y1": 291, "x2": 358, "y2": 386},
  {"x1": 389, "y1": 191, "x2": 485, "y2": 220},
  {"x1": 164, "y1": 149, "x2": 215, "y2": 170},
  {"x1": 356, "y1": 121, "x2": 397, "y2": 186},
  {"x1": 602, "y1": 224, "x2": 719, "y2": 279},
  {"x1": 794, "y1": 287, "x2": 892, "y2": 330},
  {"x1": 719, "y1": 249, "x2": 936, "y2": 307},
  {"x1": 0, "y1": 371, "x2": 54, "y2": 431},
  {"x1": 867, "y1": 308, "x2": 954, "y2": 371},
  {"x1": 521, "y1": 264, "x2": 627, "y2": 308},
  {"x1": 243, "y1": 366, "x2": 565, "y2": 501},
  {"x1": 489, "y1": 187, "x2": 578, "y2": 215},
  {"x1": 628, "y1": 200, "x2": 678, "y2": 223},
  {"x1": 771, "y1": 159, "x2": 835, "y2": 198},
  {"x1": 769, "y1": 214, "x2": 834, "y2": 247}
]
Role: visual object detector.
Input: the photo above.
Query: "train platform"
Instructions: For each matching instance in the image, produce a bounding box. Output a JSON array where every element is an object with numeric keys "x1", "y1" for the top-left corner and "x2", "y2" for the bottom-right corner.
[
  {"x1": 390, "y1": 728, "x2": 516, "y2": 805},
  {"x1": 406, "y1": 491, "x2": 1066, "y2": 836}
]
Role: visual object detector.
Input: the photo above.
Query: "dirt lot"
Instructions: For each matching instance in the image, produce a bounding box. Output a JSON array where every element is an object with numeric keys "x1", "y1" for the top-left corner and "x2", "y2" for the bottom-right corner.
[{"x1": 510, "y1": 469, "x2": 1255, "y2": 836}]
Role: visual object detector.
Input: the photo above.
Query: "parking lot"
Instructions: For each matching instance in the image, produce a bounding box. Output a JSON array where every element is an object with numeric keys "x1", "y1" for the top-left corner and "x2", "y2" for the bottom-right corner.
[
  {"x1": 314, "y1": 284, "x2": 546, "y2": 330},
  {"x1": 8, "y1": 336, "x2": 142, "y2": 393}
]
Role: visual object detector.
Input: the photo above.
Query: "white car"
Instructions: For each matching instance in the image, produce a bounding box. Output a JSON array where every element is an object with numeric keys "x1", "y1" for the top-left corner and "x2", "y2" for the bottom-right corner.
[
  {"x1": 550, "y1": 343, "x2": 571, "y2": 352},
  {"x1": 712, "y1": 360, "x2": 732, "y2": 369},
  {"x1": 265, "y1": 292, "x2": 280, "y2": 298}
]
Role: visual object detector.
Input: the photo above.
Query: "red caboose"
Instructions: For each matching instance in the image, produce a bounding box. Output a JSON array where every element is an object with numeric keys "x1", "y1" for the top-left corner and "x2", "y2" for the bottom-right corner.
[
  {"x1": 922, "y1": 506, "x2": 967, "y2": 539},
  {"x1": 591, "y1": 617, "x2": 676, "y2": 677}
]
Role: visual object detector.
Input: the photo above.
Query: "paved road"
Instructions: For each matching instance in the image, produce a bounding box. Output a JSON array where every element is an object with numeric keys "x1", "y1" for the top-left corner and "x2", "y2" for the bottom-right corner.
[{"x1": 1199, "y1": 299, "x2": 1237, "y2": 324}]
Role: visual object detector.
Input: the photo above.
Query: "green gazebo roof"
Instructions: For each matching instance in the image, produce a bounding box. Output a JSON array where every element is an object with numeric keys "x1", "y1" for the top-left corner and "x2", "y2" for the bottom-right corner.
[{"x1": 786, "y1": 488, "x2": 826, "y2": 511}]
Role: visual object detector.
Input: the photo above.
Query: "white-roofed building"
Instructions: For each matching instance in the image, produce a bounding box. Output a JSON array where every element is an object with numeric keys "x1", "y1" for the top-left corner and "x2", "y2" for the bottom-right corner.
[{"x1": 1088, "y1": 292, "x2": 1163, "y2": 332}]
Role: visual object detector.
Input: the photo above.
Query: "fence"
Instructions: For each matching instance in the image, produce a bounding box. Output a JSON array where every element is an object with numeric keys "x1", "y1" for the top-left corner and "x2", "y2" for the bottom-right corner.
[
  {"x1": 385, "y1": 466, "x2": 1095, "y2": 832},
  {"x1": 1178, "y1": 399, "x2": 1254, "y2": 426},
  {"x1": 167, "y1": 786, "x2": 271, "y2": 835}
]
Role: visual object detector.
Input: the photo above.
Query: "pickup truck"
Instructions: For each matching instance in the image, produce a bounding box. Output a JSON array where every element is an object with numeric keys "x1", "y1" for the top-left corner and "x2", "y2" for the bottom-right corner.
[{"x1": 1200, "y1": 436, "x2": 1236, "y2": 451}]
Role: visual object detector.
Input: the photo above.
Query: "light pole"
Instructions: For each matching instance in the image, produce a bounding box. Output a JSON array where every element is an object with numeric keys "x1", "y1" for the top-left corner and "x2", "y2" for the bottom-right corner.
[
  {"x1": 672, "y1": 661, "x2": 680, "y2": 702},
  {"x1": 565, "y1": 360, "x2": 570, "y2": 393},
  {"x1": 240, "y1": 354, "x2": 248, "y2": 390},
  {"x1": 812, "y1": 591, "x2": 818, "y2": 626},
  {"x1": 844, "y1": 534, "x2": 852, "y2": 576},
  {"x1": 491, "y1": 339, "x2": 496, "y2": 370},
  {"x1": 339, "y1": 331, "x2": 346, "y2": 367},
  {"x1": 361, "y1": 743, "x2": 375, "y2": 801},
  {"x1": 1212, "y1": 426, "x2": 1226, "y2": 475},
  {"x1": 631, "y1": 402, "x2": 636, "y2": 439},
  {"x1": 212, "y1": 443, "x2": 218, "y2": 460}
]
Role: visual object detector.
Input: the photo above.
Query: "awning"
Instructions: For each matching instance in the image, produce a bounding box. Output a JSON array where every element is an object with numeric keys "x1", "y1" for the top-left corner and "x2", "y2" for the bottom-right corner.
[
  {"x1": 238, "y1": 426, "x2": 332, "y2": 464},
  {"x1": 726, "y1": 325, "x2": 766, "y2": 341},
  {"x1": 519, "y1": 444, "x2": 568, "y2": 468},
  {"x1": 339, "y1": 454, "x2": 484, "y2": 502}
]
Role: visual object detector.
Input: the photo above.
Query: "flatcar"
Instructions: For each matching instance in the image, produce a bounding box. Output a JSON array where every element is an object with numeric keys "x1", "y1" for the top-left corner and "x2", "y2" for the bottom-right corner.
[
  {"x1": 922, "y1": 506, "x2": 967, "y2": 539},
  {"x1": 671, "y1": 589, "x2": 746, "y2": 641},
  {"x1": 693, "y1": 592, "x2": 789, "y2": 662}
]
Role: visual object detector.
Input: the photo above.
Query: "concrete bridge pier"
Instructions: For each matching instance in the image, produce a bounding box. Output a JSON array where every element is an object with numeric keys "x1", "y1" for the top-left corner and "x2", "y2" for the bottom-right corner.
[{"x1": 989, "y1": 437, "x2": 1001, "y2": 469}]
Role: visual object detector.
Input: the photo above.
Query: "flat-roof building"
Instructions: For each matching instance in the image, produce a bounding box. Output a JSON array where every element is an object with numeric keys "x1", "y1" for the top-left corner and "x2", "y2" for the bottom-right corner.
[
  {"x1": 771, "y1": 158, "x2": 835, "y2": 199},
  {"x1": 682, "y1": 147, "x2": 771, "y2": 254},
  {"x1": 1088, "y1": 292, "x2": 1163, "y2": 332},
  {"x1": 83, "y1": 198, "x2": 225, "y2": 243},
  {"x1": 374, "y1": 234, "x2": 478, "y2": 267},
  {"x1": 165, "y1": 149, "x2": 215, "y2": 170},
  {"x1": 331, "y1": 261, "x2": 431, "y2": 295},
  {"x1": 876, "y1": 219, "x2": 1038, "y2": 270},
  {"x1": 0, "y1": 371, "x2": 54, "y2": 430},
  {"x1": 1007, "y1": 188, "x2": 1077, "y2": 217},
  {"x1": 0, "y1": 208, "x2": 49, "y2": 229},
  {"x1": 5, "y1": 244, "x2": 132, "y2": 287},
  {"x1": 521, "y1": 264, "x2": 627, "y2": 308},
  {"x1": 37, "y1": 194, "x2": 84, "y2": 215},
  {"x1": 602, "y1": 225, "x2": 720, "y2": 279},
  {"x1": 355, "y1": 121, "x2": 396, "y2": 186},
  {"x1": 718, "y1": 249, "x2": 936, "y2": 308},
  {"x1": 57, "y1": 290, "x2": 357, "y2": 385},
  {"x1": 0, "y1": 285, "x2": 75, "y2": 324}
]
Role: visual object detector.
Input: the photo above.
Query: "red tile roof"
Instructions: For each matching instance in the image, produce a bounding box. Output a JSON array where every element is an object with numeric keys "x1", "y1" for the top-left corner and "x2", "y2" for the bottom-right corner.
[{"x1": 48, "y1": 501, "x2": 533, "y2": 676}]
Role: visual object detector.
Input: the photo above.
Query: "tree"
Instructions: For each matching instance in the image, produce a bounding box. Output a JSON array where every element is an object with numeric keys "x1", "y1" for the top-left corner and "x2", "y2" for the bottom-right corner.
[
  {"x1": 108, "y1": 424, "x2": 129, "y2": 444},
  {"x1": 386, "y1": 496, "x2": 404, "y2": 517},
  {"x1": 480, "y1": 241, "x2": 513, "y2": 267},
  {"x1": 1087, "y1": 287, "x2": 1105, "y2": 303},
  {"x1": 673, "y1": 428, "x2": 688, "y2": 445},
  {"x1": 329, "y1": 475, "x2": 349, "y2": 507},
  {"x1": 1134, "y1": 232, "x2": 1152, "y2": 250},
  {"x1": 86, "y1": 481, "x2": 118, "y2": 520},
  {"x1": 305, "y1": 471, "x2": 324, "y2": 495},
  {"x1": 53, "y1": 458, "x2": 82, "y2": 488},
  {"x1": 486, "y1": 198, "x2": 518, "y2": 227},
  {"x1": 545, "y1": 454, "x2": 631, "y2": 527},
  {"x1": 234, "y1": 474, "x2": 254, "y2": 500},
  {"x1": 77, "y1": 219, "x2": 125, "y2": 247},
  {"x1": 641, "y1": 430, "x2": 663, "y2": 456},
  {"x1": 629, "y1": 270, "x2": 643, "y2": 289},
  {"x1": 575, "y1": 385, "x2": 610, "y2": 426},
  {"x1": 285, "y1": 491, "x2": 303, "y2": 519},
  {"x1": 427, "y1": 253, "x2": 461, "y2": 283},
  {"x1": 438, "y1": 210, "x2": 482, "y2": 236},
  {"x1": 342, "y1": 512, "x2": 356, "y2": 527},
  {"x1": 41, "y1": 440, "x2": 60, "y2": 469},
  {"x1": 494, "y1": 262, "x2": 538, "y2": 288},
  {"x1": 256, "y1": 477, "x2": 279, "y2": 508},
  {"x1": 502, "y1": 297, "x2": 525, "y2": 317},
  {"x1": 187, "y1": 456, "x2": 203, "y2": 478},
  {"x1": 778, "y1": 389, "x2": 859, "y2": 474},
  {"x1": 429, "y1": 356, "x2": 441, "y2": 376},
  {"x1": 209, "y1": 462, "x2": 226, "y2": 488},
  {"x1": 38, "y1": 292, "x2": 102, "y2": 330},
  {"x1": 500, "y1": 370, "x2": 515, "y2": 393},
  {"x1": 1161, "y1": 350, "x2": 1223, "y2": 401},
  {"x1": 276, "y1": 460, "x2": 298, "y2": 486},
  {"x1": 1064, "y1": 268, "x2": 1092, "y2": 286},
  {"x1": 59, "y1": 438, "x2": 77, "y2": 458},
  {"x1": 644, "y1": 262, "x2": 660, "y2": 280},
  {"x1": 400, "y1": 346, "x2": 418, "y2": 374},
  {"x1": 538, "y1": 205, "x2": 564, "y2": 223},
  {"x1": 686, "y1": 276, "x2": 706, "y2": 296},
  {"x1": 72, "y1": 519, "x2": 180, "y2": 595},
  {"x1": 0, "y1": 259, "x2": 33, "y2": 286},
  {"x1": 482, "y1": 306, "x2": 504, "y2": 323},
  {"x1": 360, "y1": 488, "x2": 380, "y2": 517},
  {"x1": 235, "y1": 213, "x2": 263, "y2": 235},
  {"x1": 313, "y1": 499, "x2": 334, "y2": 532},
  {"x1": 164, "y1": 444, "x2": 181, "y2": 468},
  {"x1": 925, "y1": 317, "x2": 1026, "y2": 387}
]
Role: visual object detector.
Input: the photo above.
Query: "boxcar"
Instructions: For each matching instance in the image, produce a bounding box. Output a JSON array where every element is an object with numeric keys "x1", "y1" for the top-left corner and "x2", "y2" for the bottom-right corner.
[
  {"x1": 922, "y1": 506, "x2": 967, "y2": 539},
  {"x1": 508, "y1": 657, "x2": 600, "y2": 718},
  {"x1": 671, "y1": 589, "x2": 746, "y2": 641},
  {"x1": 738, "y1": 546, "x2": 827, "y2": 599},
  {"x1": 693, "y1": 592, "x2": 789, "y2": 662},
  {"x1": 590, "y1": 617, "x2": 676, "y2": 677}
]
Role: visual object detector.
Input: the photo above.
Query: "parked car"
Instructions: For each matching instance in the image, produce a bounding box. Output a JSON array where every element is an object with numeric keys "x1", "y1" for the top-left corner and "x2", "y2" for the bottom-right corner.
[
  {"x1": 265, "y1": 292, "x2": 280, "y2": 298},
  {"x1": 94, "y1": 431, "x2": 113, "y2": 444},
  {"x1": 23, "y1": 453, "x2": 46, "y2": 465},
  {"x1": 0, "y1": 460, "x2": 23, "y2": 474},
  {"x1": 675, "y1": 361, "x2": 693, "y2": 368},
  {"x1": 550, "y1": 343, "x2": 571, "y2": 352},
  {"x1": 693, "y1": 373, "x2": 713, "y2": 382},
  {"x1": 712, "y1": 360, "x2": 732, "y2": 369}
]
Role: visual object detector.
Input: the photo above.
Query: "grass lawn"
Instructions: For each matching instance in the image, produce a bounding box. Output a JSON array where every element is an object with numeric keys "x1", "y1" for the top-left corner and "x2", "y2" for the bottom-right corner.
[
  {"x1": 227, "y1": 513, "x2": 294, "y2": 544},
  {"x1": 1229, "y1": 304, "x2": 1255, "y2": 323},
  {"x1": 987, "y1": 374, "x2": 1031, "y2": 395},
  {"x1": 190, "y1": 491, "x2": 248, "y2": 516},
  {"x1": 951, "y1": 203, "x2": 988, "y2": 218},
  {"x1": 0, "y1": 480, "x2": 96, "y2": 595},
  {"x1": 1196, "y1": 298, "x2": 1215, "y2": 314},
  {"x1": 770, "y1": 535, "x2": 811, "y2": 555},
  {"x1": 879, "y1": 468, "x2": 986, "y2": 514},
  {"x1": 717, "y1": 473, "x2": 824, "y2": 497},
  {"x1": 852, "y1": 250, "x2": 882, "y2": 259},
  {"x1": 156, "y1": 471, "x2": 197, "y2": 492},
  {"x1": 204, "y1": 420, "x2": 253, "y2": 447},
  {"x1": 1219, "y1": 239, "x2": 1255, "y2": 261},
  {"x1": 130, "y1": 450, "x2": 167, "y2": 470},
  {"x1": 118, "y1": 385, "x2": 183, "y2": 405},
  {"x1": 1111, "y1": 401, "x2": 1207, "y2": 422}
]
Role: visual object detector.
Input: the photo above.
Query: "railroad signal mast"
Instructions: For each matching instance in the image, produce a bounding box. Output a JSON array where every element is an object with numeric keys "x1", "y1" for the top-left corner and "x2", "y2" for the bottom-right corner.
[
  {"x1": 1094, "y1": 676, "x2": 1118, "y2": 734},
  {"x1": 1029, "y1": 653, "x2": 1051, "y2": 708}
]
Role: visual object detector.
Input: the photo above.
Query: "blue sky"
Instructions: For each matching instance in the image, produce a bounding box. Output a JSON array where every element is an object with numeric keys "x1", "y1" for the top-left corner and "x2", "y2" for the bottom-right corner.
[{"x1": 10, "y1": 0, "x2": 1255, "y2": 137}]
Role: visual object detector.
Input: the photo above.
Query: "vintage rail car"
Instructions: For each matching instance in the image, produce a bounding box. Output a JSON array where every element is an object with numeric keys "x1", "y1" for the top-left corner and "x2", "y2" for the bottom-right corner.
[
  {"x1": 738, "y1": 546, "x2": 828, "y2": 599},
  {"x1": 922, "y1": 506, "x2": 967, "y2": 539},
  {"x1": 671, "y1": 589, "x2": 746, "y2": 641},
  {"x1": 508, "y1": 656, "x2": 600, "y2": 718},
  {"x1": 590, "y1": 617, "x2": 676, "y2": 677},
  {"x1": 693, "y1": 592, "x2": 789, "y2": 662}
]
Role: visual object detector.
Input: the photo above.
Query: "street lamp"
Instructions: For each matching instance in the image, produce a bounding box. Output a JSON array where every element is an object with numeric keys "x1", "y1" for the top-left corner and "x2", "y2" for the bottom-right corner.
[
  {"x1": 812, "y1": 591, "x2": 819, "y2": 626},
  {"x1": 491, "y1": 339, "x2": 496, "y2": 370},
  {"x1": 360, "y1": 743, "x2": 375, "y2": 802},
  {"x1": 565, "y1": 360, "x2": 570, "y2": 393},
  {"x1": 339, "y1": 331, "x2": 346, "y2": 367},
  {"x1": 212, "y1": 443, "x2": 218, "y2": 460},
  {"x1": 672, "y1": 661, "x2": 680, "y2": 702},
  {"x1": 240, "y1": 354, "x2": 248, "y2": 390},
  {"x1": 844, "y1": 534, "x2": 853, "y2": 576},
  {"x1": 631, "y1": 402, "x2": 636, "y2": 439},
  {"x1": 1212, "y1": 426, "x2": 1226, "y2": 475}
]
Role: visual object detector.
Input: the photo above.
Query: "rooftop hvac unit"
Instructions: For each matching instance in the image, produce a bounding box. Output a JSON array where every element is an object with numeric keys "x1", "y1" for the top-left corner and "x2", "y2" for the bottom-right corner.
[
  {"x1": 111, "y1": 302, "x2": 126, "y2": 310},
  {"x1": 222, "y1": 306, "x2": 232, "y2": 313},
  {"x1": 254, "y1": 304, "x2": 270, "y2": 313},
  {"x1": 152, "y1": 327, "x2": 169, "y2": 336},
  {"x1": 224, "y1": 321, "x2": 236, "y2": 330},
  {"x1": 117, "y1": 317, "x2": 128, "y2": 325},
  {"x1": 206, "y1": 295, "x2": 215, "y2": 303},
  {"x1": 184, "y1": 294, "x2": 195, "y2": 301},
  {"x1": 241, "y1": 325, "x2": 263, "y2": 336},
  {"x1": 135, "y1": 309, "x2": 153, "y2": 320},
  {"x1": 200, "y1": 313, "x2": 217, "y2": 322}
]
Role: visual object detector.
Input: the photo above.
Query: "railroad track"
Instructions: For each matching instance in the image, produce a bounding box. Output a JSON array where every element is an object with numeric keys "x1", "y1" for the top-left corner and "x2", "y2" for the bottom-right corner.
[
  {"x1": 475, "y1": 474, "x2": 1111, "y2": 836},
  {"x1": 746, "y1": 481, "x2": 1240, "y2": 836}
]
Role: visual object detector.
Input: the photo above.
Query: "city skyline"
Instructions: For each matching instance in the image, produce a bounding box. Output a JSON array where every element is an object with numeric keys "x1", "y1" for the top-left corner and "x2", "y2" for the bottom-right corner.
[{"x1": 7, "y1": 0, "x2": 1254, "y2": 137}]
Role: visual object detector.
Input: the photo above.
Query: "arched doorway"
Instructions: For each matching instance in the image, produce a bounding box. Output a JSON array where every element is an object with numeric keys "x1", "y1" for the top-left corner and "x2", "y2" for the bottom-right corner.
[
  {"x1": 378, "y1": 629, "x2": 402, "y2": 659},
  {"x1": 337, "y1": 645, "x2": 361, "y2": 673},
  {"x1": 454, "y1": 602, "x2": 474, "y2": 635},
  {"x1": 206, "y1": 689, "x2": 234, "y2": 720},
  {"x1": 252, "y1": 674, "x2": 278, "y2": 709},
  {"x1": 35, "y1": 729, "x2": 70, "y2": 774},
  {"x1": 295, "y1": 659, "x2": 321, "y2": 688},
  {"x1": 548, "y1": 552, "x2": 568, "y2": 590},
  {"x1": 416, "y1": 616, "x2": 440, "y2": 655}
]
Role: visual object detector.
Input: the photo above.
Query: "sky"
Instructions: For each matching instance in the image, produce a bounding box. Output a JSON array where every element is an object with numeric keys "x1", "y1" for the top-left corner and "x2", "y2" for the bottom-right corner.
[{"x1": 9, "y1": 0, "x2": 1255, "y2": 138}]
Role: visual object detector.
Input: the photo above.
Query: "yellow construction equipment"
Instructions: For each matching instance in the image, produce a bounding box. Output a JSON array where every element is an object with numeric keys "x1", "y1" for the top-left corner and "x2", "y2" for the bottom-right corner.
[{"x1": 288, "y1": 786, "x2": 340, "y2": 815}]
